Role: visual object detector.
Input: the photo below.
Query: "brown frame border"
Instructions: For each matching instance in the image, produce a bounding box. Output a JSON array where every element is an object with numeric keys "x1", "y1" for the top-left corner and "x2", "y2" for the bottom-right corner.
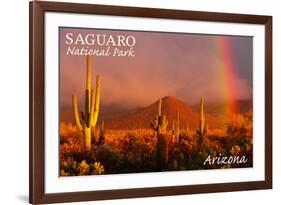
[{"x1": 29, "y1": 1, "x2": 272, "y2": 204}]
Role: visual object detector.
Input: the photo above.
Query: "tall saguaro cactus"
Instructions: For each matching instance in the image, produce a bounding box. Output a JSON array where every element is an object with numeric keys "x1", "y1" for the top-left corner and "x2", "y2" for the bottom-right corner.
[
  {"x1": 172, "y1": 111, "x2": 180, "y2": 143},
  {"x1": 150, "y1": 98, "x2": 168, "y2": 135},
  {"x1": 172, "y1": 120, "x2": 175, "y2": 139},
  {"x1": 176, "y1": 110, "x2": 180, "y2": 142},
  {"x1": 72, "y1": 55, "x2": 101, "y2": 151},
  {"x1": 150, "y1": 98, "x2": 169, "y2": 171},
  {"x1": 196, "y1": 97, "x2": 208, "y2": 148},
  {"x1": 99, "y1": 120, "x2": 105, "y2": 146}
]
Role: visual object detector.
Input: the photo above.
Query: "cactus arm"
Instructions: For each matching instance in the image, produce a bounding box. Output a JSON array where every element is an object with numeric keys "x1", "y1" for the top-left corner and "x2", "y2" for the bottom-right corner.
[
  {"x1": 89, "y1": 75, "x2": 100, "y2": 127},
  {"x1": 172, "y1": 120, "x2": 175, "y2": 134},
  {"x1": 204, "y1": 123, "x2": 209, "y2": 135},
  {"x1": 152, "y1": 115, "x2": 159, "y2": 130},
  {"x1": 93, "y1": 75, "x2": 101, "y2": 115},
  {"x1": 176, "y1": 110, "x2": 180, "y2": 137},
  {"x1": 162, "y1": 115, "x2": 168, "y2": 130},
  {"x1": 177, "y1": 110, "x2": 180, "y2": 129},
  {"x1": 86, "y1": 55, "x2": 92, "y2": 91},
  {"x1": 197, "y1": 97, "x2": 207, "y2": 148},
  {"x1": 199, "y1": 97, "x2": 205, "y2": 133},
  {"x1": 72, "y1": 95, "x2": 83, "y2": 131},
  {"x1": 84, "y1": 89, "x2": 91, "y2": 126},
  {"x1": 85, "y1": 55, "x2": 92, "y2": 117},
  {"x1": 155, "y1": 115, "x2": 159, "y2": 126},
  {"x1": 150, "y1": 98, "x2": 168, "y2": 135},
  {"x1": 88, "y1": 89, "x2": 95, "y2": 127},
  {"x1": 101, "y1": 120, "x2": 105, "y2": 131}
]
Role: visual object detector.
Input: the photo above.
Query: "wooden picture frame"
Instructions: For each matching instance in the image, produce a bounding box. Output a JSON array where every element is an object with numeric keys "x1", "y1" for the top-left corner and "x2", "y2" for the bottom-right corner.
[{"x1": 29, "y1": 1, "x2": 272, "y2": 204}]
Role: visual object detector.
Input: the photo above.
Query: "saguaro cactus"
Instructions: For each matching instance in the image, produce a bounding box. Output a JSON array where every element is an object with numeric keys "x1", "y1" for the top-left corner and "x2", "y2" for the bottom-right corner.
[
  {"x1": 99, "y1": 120, "x2": 105, "y2": 146},
  {"x1": 172, "y1": 120, "x2": 175, "y2": 138},
  {"x1": 196, "y1": 97, "x2": 208, "y2": 148},
  {"x1": 172, "y1": 111, "x2": 180, "y2": 142},
  {"x1": 156, "y1": 134, "x2": 169, "y2": 171},
  {"x1": 172, "y1": 111, "x2": 180, "y2": 143},
  {"x1": 150, "y1": 98, "x2": 169, "y2": 171},
  {"x1": 185, "y1": 123, "x2": 189, "y2": 132},
  {"x1": 176, "y1": 110, "x2": 180, "y2": 142},
  {"x1": 150, "y1": 98, "x2": 168, "y2": 135},
  {"x1": 72, "y1": 55, "x2": 101, "y2": 151}
]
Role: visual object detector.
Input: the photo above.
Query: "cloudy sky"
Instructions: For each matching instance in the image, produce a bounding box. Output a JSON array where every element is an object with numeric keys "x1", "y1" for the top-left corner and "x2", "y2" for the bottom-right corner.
[{"x1": 59, "y1": 27, "x2": 252, "y2": 110}]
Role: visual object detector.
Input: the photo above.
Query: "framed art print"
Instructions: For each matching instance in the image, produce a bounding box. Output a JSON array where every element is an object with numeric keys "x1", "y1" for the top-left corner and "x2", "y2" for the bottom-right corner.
[{"x1": 29, "y1": 1, "x2": 272, "y2": 204}]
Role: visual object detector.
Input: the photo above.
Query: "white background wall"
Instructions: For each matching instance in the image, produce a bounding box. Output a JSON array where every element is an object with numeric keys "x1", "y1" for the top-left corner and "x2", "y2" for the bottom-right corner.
[{"x1": 0, "y1": 0, "x2": 279, "y2": 204}]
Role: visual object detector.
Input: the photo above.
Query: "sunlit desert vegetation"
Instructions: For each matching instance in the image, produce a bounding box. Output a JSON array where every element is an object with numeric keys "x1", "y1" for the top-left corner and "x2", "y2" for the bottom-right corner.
[{"x1": 60, "y1": 107, "x2": 253, "y2": 176}]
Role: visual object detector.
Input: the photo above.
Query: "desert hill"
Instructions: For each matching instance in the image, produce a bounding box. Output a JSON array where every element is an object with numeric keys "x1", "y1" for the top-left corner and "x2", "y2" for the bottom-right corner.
[
  {"x1": 60, "y1": 96, "x2": 252, "y2": 130},
  {"x1": 103, "y1": 96, "x2": 227, "y2": 130}
]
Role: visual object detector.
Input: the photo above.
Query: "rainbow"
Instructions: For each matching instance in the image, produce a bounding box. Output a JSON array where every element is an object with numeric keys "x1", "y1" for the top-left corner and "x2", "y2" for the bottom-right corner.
[{"x1": 214, "y1": 36, "x2": 237, "y2": 115}]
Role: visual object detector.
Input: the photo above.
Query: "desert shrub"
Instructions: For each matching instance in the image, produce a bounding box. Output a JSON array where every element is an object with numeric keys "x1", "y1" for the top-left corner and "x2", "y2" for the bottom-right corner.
[
  {"x1": 59, "y1": 130, "x2": 86, "y2": 162},
  {"x1": 226, "y1": 110, "x2": 253, "y2": 139},
  {"x1": 92, "y1": 144, "x2": 125, "y2": 174},
  {"x1": 60, "y1": 157, "x2": 104, "y2": 176},
  {"x1": 60, "y1": 119, "x2": 253, "y2": 175},
  {"x1": 92, "y1": 132, "x2": 157, "y2": 173},
  {"x1": 224, "y1": 110, "x2": 253, "y2": 167},
  {"x1": 60, "y1": 122, "x2": 78, "y2": 143}
]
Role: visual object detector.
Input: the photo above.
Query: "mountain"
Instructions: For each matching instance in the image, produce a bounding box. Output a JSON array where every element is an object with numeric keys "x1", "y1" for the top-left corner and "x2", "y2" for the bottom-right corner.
[
  {"x1": 60, "y1": 96, "x2": 239, "y2": 130},
  {"x1": 104, "y1": 96, "x2": 227, "y2": 130}
]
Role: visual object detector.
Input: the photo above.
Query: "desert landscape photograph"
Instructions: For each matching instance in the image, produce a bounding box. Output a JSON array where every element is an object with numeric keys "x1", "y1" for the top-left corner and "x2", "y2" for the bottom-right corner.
[{"x1": 59, "y1": 27, "x2": 253, "y2": 176}]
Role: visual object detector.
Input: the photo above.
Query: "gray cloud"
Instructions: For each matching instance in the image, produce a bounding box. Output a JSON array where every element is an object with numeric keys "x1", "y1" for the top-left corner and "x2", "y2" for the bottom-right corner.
[{"x1": 60, "y1": 28, "x2": 253, "y2": 109}]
